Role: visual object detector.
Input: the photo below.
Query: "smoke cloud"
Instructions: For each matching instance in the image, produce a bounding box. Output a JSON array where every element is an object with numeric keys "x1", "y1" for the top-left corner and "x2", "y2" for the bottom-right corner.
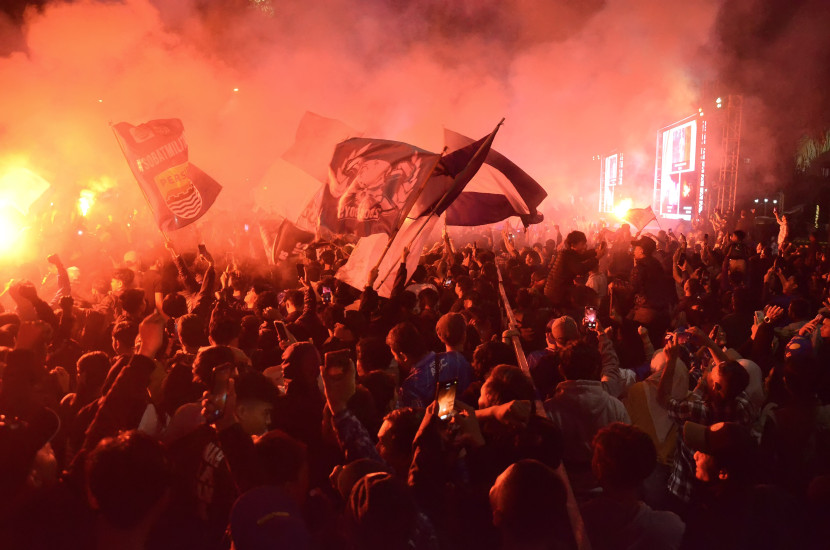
[
  {"x1": 707, "y1": 0, "x2": 830, "y2": 191},
  {"x1": 0, "y1": 0, "x2": 826, "y2": 265}
]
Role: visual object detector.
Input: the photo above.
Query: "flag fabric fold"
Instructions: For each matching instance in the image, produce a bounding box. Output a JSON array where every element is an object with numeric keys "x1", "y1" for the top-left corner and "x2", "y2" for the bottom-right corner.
[
  {"x1": 282, "y1": 112, "x2": 361, "y2": 184},
  {"x1": 442, "y1": 128, "x2": 547, "y2": 227},
  {"x1": 319, "y1": 138, "x2": 441, "y2": 237},
  {"x1": 113, "y1": 119, "x2": 221, "y2": 232},
  {"x1": 336, "y1": 214, "x2": 441, "y2": 298},
  {"x1": 268, "y1": 218, "x2": 315, "y2": 266},
  {"x1": 624, "y1": 206, "x2": 657, "y2": 231},
  {"x1": 336, "y1": 122, "x2": 502, "y2": 298}
]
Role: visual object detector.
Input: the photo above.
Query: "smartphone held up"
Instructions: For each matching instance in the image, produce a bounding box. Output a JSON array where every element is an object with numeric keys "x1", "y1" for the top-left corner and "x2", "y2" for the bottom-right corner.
[
  {"x1": 583, "y1": 307, "x2": 597, "y2": 330},
  {"x1": 210, "y1": 362, "x2": 233, "y2": 420},
  {"x1": 436, "y1": 379, "x2": 458, "y2": 420}
]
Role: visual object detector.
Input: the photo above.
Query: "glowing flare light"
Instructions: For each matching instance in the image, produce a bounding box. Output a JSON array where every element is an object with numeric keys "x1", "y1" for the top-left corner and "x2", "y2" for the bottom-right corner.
[
  {"x1": 0, "y1": 205, "x2": 26, "y2": 259},
  {"x1": 613, "y1": 198, "x2": 633, "y2": 220},
  {"x1": 77, "y1": 189, "x2": 96, "y2": 217}
]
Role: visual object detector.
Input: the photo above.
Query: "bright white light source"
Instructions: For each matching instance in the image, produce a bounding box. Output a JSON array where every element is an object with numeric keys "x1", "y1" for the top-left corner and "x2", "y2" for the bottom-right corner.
[{"x1": 613, "y1": 198, "x2": 633, "y2": 220}]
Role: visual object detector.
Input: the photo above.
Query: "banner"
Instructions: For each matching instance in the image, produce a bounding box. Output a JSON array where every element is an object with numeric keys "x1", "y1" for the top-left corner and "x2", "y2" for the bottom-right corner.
[
  {"x1": 272, "y1": 218, "x2": 315, "y2": 265},
  {"x1": 624, "y1": 206, "x2": 657, "y2": 231},
  {"x1": 319, "y1": 138, "x2": 441, "y2": 237},
  {"x1": 335, "y1": 123, "x2": 501, "y2": 297},
  {"x1": 442, "y1": 128, "x2": 546, "y2": 226},
  {"x1": 336, "y1": 214, "x2": 441, "y2": 298},
  {"x1": 282, "y1": 111, "x2": 361, "y2": 184},
  {"x1": 113, "y1": 119, "x2": 222, "y2": 232}
]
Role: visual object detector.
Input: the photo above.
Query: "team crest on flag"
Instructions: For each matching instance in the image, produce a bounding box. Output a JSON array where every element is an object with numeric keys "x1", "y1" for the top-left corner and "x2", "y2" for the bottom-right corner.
[
  {"x1": 113, "y1": 119, "x2": 222, "y2": 232},
  {"x1": 320, "y1": 138, "x2": 441, "y2": 237}
]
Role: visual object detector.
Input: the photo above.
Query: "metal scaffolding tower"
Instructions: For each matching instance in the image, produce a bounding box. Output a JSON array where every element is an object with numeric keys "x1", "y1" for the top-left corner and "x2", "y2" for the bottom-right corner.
[{"x1": 715, "y1": 95, "x2": 743, "y2": 212}]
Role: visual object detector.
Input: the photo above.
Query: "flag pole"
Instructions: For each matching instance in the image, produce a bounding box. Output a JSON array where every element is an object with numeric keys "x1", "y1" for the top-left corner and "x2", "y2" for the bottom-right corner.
[
  {"x1": 374, "y1": 118, "x2": 505, "y2": 289},
  {"x1": 110, "y1": 123, "x2": 171, "y2": 243},
  {"x1": 369, "y1": 147, "x2": 448, "y2": 274}
]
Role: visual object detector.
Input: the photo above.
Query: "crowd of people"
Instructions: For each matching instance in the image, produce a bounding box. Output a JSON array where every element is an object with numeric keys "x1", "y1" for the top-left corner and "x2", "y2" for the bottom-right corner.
[{"x1": 1, "y1": 211, "x2": 829, "y2": 550}]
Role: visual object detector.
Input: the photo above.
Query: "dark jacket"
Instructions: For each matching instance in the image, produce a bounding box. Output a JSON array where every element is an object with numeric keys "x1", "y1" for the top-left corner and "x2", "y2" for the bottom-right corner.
[
  {"x1": 630, "y1": 255, "x2": 671, "y2": 310},
  {"x1": 544, "y1": 248, "x2": 599, "y2": 307},
  {"x1": 81, "y1": 354, "x2": 156, "y2": 452}
]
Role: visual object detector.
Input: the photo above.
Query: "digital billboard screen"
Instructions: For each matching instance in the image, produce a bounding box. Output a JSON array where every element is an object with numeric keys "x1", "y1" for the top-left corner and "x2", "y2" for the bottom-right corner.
[
  {"x1": 654, "y1": 115, "x2": 706, "y2": 220},
  {"x1": 599, "y1": 152, "x2": 623, "y2": 213}
]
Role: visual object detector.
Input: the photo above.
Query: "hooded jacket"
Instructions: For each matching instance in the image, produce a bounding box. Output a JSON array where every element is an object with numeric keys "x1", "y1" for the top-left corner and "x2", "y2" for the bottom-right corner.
[{"x1": 545, "y1": 380, "x2": 630, "y2": 466}]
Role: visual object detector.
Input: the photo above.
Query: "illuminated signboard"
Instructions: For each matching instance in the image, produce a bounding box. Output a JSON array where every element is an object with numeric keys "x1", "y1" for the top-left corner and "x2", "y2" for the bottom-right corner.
[
  {"x1": 599, "y1": 152, "x2": 623, "y2": 213},
  {"x1": 654, "y1": 114, "x2": 706, "y2": 221}
]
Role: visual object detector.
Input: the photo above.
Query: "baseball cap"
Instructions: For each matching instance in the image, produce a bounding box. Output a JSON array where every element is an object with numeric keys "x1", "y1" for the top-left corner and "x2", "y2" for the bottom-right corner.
[
  {"x1": 331, "y1": 458, "x2": 390, "y2": 501},
  {"x1": 785, "y1": 336, "x2": 813, "y2": 359},
  {"x1": 548, "y1": 316, "x2": 578, "y2": 342},
  {"x1": 631, "y1": 237, "x2": 656, "y2": 255},
  {"x1": 229, "y1": 486, "x2": 309, "y2": 550},
  {"x1": 683, "y1": 421, "x2": 754, "y2": 463}
]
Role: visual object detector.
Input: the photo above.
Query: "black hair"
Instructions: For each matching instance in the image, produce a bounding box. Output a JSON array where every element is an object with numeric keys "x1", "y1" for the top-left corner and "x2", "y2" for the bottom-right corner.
[
  {"x1": 385, "y1": 322, "x2": 426, "y2": 361},
  {"x1": 559, "y1": 342, "x2": 602, "y2": 381},
  {"x1": 112, "y1": 320, "x2": 139, "y2": 351},
  {"x1": 356, "y1": 337, "x2": 393, "y2": 373},
  {"x1": 209, "y1": 316, "x2": 240, "y2": 346},
  {"x1": 161, "y1": 293, "x2": 188, "y2": 319},
  {"x1": 481, "y1": 365, "x2": 535, "y2": 406},
  {"x1": 719, "y1": 360, "x2": 750, "y2": 400},
  {"x1": 380, "y1": 407, "x2": 425, "y2": 459},
  {"x1": 254, "y1": 430, "x2": 308, "y2": 487},
  {"x1": 192, "y1": 346, "x2": 236, "y2": 387},
  {"x1": 177, "y1": 314, "x2": 206, "y2": 349},
  {"x1": 359, "y1": 371, "x2": 397, "y2": 417},
  {"x1": 592, "y1": 423, "x2": 656, "y2": 489},
  {"x1": 118, "y1": 289, "x2": 146, "y2": 316},
  {"x1": 235, "y1": 371, "x2": 280, "y2": 405},
  {"x1": 112, "y1": 268, "x2": 135, "y2": 286},
  {"x1": 472, "y1": 340, "x2": 516, "y2": 380},
  {"x1": 86, "y1": 431, "x2": 171, "y2": 530},
  {"x1": 565, "y1": 231, "x2": 587, "y2": 248}
]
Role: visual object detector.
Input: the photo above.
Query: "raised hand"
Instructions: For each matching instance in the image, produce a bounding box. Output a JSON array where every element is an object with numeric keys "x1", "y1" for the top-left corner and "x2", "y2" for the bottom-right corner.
[
  {"x1": 137, "y1": 313, "x2": 166, "y2": 358},
  {"x1": 202, "y1": 378, "x2": 237, "y2": 429},
  {"x1": 492, "y1": 399, "x2": 532, "y2": 428},
  {"x1": 450, "y1": 401, "x2": 485, "y2": 448},
  {"x1": 320, "y1": 354, "x2": 356, "y2": 415},
  {"x1": 764, "y1": 304, "x2": 785, "y2": 323},
  {"x1": 663, "y1": 333, "x2": 681, "y2": 362}
]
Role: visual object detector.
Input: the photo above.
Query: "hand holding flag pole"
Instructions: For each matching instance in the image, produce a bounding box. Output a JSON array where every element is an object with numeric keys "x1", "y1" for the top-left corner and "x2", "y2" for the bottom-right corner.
[
  {"x1": 374, "y1": 119, "x2": 504, "y2": 288},
  {"x1": 110, "y1": 123, "x2": 171, "y2": 243},
  {"x1": 111, "y1": 118, "x2": 222, "y2": 240},
  {"x1": 369, "y1": 147, "x2": 447, "y2": 274}
]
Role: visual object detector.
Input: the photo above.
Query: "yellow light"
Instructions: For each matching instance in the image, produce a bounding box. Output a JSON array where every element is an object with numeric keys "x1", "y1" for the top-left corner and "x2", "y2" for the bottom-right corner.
[
  {"x1": 0, "y1": 205, "x2": 26, "y2": 259},
  {"x1": 0, "y1": 165, "x2": 51, "y2": 214},
  {"x1": 233, "y1": 87, "x2": 239, "y2": 92},
  {"x1": 77, "y1": 189, "x2": 96, "y2": 217},
  {"x1": 613, "y1": 198, "x2": 633, "y2": 220}
]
